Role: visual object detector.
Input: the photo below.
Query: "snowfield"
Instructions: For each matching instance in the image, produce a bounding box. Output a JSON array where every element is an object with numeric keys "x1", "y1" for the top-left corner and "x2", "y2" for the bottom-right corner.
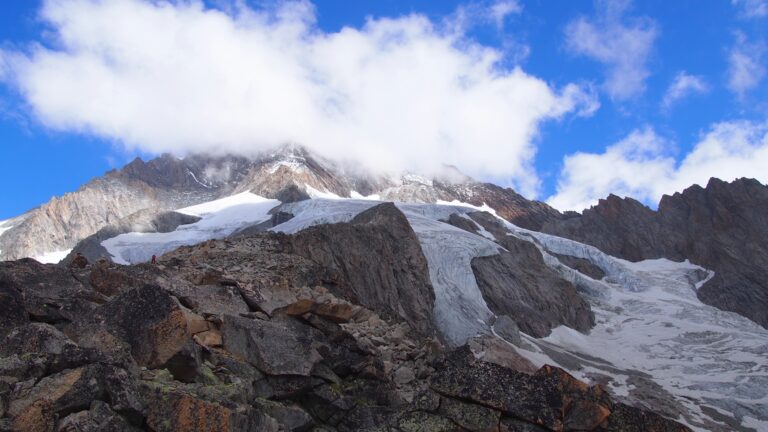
[
  {"x1": 103, "y1": 192, "x2": 279, "y2": 264},
  {"x1": 100, "y1": 191, "x2": 768, "y2": 430}
]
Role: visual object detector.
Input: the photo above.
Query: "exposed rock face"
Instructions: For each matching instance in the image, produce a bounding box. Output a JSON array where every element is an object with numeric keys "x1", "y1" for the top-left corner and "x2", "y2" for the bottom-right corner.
[
  {"x1": 438, "y1": 181, "x2": 565, "y2": 231},
  {"x1": 444, "y1": 211, "x2": 595, "y2": 338},
  {"x1": 0, "y1": 154, "x2": 244, "y2": 261},
  {"x1": 287, "y1": 203, "x2": 437, "y2": 336},
  {"x1": 0, "y1": 237, "x2": 692, "y2": 432},
  {"x1": 471, "y1": 241, "x2": 595, "y2": 338},
  {"x1": 542, "y1": 178, "x2": 768, "y2": 328}
]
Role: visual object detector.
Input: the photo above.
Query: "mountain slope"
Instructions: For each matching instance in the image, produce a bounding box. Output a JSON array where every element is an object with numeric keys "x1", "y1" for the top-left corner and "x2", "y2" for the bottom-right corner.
[
  {"x1": 69, "y1": 192, "x2": 768, "y2": 430},
  {"x1": 542, "y1": 177, "x2": 768, "y2": 329},
  {"x1": 0, "y1": 145, "x2": 562, "y2": 262}
]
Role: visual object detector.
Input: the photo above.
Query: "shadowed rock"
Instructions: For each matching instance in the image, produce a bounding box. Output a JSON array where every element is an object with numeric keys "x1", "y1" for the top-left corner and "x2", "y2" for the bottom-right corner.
[
  {"x1": 458, "y1": 211, "x2": 594, "y2": 337},
  {"x1": 222, "y1": 315, "x2": 323, "y2": 376},
  {"x1": 287, "y1": 203, "x2": 437, "y2": 335}
]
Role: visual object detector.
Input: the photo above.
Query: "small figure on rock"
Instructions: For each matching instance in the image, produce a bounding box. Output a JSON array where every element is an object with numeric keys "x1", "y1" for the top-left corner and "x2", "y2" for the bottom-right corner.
[
  {"x1": 70, "y1": 252, "x2": 89, "y2": 269},
  {"x1": 151, "y1": 254, "x2": 157, "y2": 264}
]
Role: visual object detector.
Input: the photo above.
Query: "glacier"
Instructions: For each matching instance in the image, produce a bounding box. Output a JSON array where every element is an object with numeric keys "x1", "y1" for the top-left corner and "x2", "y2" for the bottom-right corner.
[{"x1": 102, "y1": 192, "x2": 279, "y2": 264}]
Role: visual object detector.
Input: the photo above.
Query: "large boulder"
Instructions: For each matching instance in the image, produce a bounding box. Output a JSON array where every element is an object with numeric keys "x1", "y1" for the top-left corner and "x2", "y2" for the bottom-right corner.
[
  {"x1": 7, "y1": 365, "x2": 107, "y2": 431},
  {"x1": 0, "y1": 259, "x2": 100, "y2": 327},
  {"x1": 144, "y1": 388, "x2": 277, "y2": 432},
  {"x1": 77, "y1": 284, "x2": 191, "y2": 368},
  {"x1": 221, "y1": 315, "x2": 322, "y2": 376}
]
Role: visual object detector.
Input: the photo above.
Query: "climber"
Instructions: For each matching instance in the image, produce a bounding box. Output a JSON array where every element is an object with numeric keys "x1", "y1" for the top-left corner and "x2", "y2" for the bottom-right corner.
[{"x1": 151, "y1": 254, "x2": 157, "y2": 264}]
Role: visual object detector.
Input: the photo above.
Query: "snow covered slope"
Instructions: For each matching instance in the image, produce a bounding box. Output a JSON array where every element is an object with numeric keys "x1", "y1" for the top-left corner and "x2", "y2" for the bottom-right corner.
[
  {"x1": 97, "y1": 192, "x2": 768, "y2": 430},
  {"x1": 102, "y1": 192, "x2": 279, "y2": 264}
]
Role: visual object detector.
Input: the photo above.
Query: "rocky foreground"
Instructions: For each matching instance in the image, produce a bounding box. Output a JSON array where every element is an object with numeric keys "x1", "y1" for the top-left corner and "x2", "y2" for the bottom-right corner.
[{"x1": 0, "y1": 210, "x2": 690, "y2": 431}]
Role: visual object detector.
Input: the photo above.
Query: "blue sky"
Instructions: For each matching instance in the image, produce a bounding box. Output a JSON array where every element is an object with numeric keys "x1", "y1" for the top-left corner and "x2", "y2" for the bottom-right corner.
[{"x1": 1, "y1": 0, "x2": 768, "y2": 218}]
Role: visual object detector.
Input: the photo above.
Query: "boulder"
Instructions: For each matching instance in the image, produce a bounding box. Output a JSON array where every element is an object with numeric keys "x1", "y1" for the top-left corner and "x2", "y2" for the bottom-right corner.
[
  {"x1": 252, "y1": 398, "x2": 314, "y2": 431},
  {"x1": 57, "y1": 400, "x2": 139, "y2": 432},
  {"x1": 0, "y1": 280, "x2": 29, "y2": 337},
  {"x1": 144, "y1": 389, "x2": 278, "y2": 432},
  {"x1": 8, "y1": 365, "x2": 107, "y2": 430},
  {"x1": 0, "y1": 259, "x2": 98, "y2": 327},
  {"x1": 221, "y1": 315, "x2": 322, "y2": 376},
  {"x1": 91, "y1": 284, "x2": 191, "y2": 368},
  {"x1": 438, "y1": 397, "x2": 500, "y2": 432},
  {"x1": 284, "y1": 299, "x2": 360, "y2": 323}
]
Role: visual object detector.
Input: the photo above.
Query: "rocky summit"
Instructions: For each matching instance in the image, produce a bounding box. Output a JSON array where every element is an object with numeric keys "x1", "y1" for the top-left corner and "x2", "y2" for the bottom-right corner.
[{"x1": 1, "y1": 148, "x2": 768, "y2": 431}]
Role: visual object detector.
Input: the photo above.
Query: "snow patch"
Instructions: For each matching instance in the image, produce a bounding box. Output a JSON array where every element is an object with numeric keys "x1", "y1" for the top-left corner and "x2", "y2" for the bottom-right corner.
[
  {"x1": 0, "y1": 220, "x2": 12, "y2": 237},
  {"x1": 187, "y1": 170, "x2": 212, "y2": 189},
  {"x1": 350, "y1": 191, "x2": 381, "y2": 200},
  {"x1": 304, "y1": 184, "x2": 343, "y2": 200},
  {"x1": 33, "y1": 249, "x2": 72, "y2": 264},
  {"x1": 177, "y1": 191, "x2": 268, "y2": 217}
]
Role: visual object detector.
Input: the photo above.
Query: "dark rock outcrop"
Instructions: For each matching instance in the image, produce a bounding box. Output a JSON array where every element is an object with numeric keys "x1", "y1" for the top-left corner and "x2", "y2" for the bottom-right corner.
[
  {"x1": 446, "y1": 211, "x2": 595, "y2": 337},
  {"x1": 551, "y1": 252, "x2": 606, "y2": 280},
  {"x1": 287, "y1": 203, "x2": 437, "y2": 336},
  {"x1": 543, "y1": 178, "x2": 768, "y2": 328},
  {"x1": 431, "y1": 346, "x2": 690, "y2": 432}
]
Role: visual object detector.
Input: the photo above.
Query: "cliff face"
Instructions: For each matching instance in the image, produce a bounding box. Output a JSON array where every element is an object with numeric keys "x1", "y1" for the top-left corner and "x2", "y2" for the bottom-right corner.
[
  {"x1": 0, "y1": 154, "x2": 245, "y2": 261},
  {"x1": 543, "y1": 177, "x2": 768, "y2": 329}
]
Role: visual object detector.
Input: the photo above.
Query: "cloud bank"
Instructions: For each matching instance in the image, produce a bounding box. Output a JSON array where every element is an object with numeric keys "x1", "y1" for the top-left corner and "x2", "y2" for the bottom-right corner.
[
  {"x1": 548, "y1": 121, "x2": 768, "y2": 211},
  {"x1": 0, "y1": 0, "x2": 596, "y2": 197}
]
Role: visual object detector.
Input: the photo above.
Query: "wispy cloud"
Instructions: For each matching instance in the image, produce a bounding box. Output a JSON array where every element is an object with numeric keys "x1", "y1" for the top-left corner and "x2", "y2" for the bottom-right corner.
[
  {"x1": 662, "y1": 72, "x2": 708, "y2": 109},
  {"x1": 727, "y1": 32, "x2": 766, "y2": 98},
  {"x1": 732, "y1": 0, "x2": 768, "y2": 18},
  {"x1": 0, "y1": 0, "x2": 596, "y2": 198},
  {"x1": 490, "y1": 0, "x2": 522, "y2": 30},
  {"x1": 548, "y1": 121, "x2": 768, "y2": 211},
  {"x1": 564, "y1": 0, "x2": 658, "y2": 100}
]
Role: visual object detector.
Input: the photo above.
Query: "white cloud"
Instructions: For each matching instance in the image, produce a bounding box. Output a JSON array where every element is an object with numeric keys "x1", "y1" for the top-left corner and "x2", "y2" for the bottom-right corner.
[
  {"x1": 490, "y1": 0, "x2": 522, "y2": 30},
  {"x1": 727, "y1": 33, "x2": 766, "y2": 98},
  {"x1": 732, "y1": 0, "x2": 768, "y2": 18},
  {"x1": 0, "y1": 0, "x2": 595, "y2": 198},
  {"x1": 564, "y1": 0, "x2": 658, "y2": 100},
  {"x1": 662, "y1": 71, "x2": 708, "y2": 109},
  {"x1": 547, "y1": 121, "x2": 768, "y2": 211}
]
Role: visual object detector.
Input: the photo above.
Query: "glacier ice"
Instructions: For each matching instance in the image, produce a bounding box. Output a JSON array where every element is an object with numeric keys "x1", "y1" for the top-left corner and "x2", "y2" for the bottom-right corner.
[{"x1": 102, "y1": 192, "x2": 279, "y2": 264}]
